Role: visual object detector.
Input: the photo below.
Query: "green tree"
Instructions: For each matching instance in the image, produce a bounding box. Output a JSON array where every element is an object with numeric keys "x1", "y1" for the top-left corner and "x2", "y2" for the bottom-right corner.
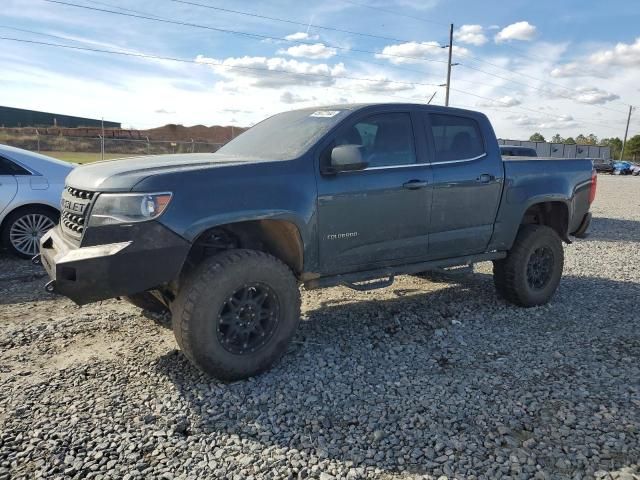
[
  {"x1": 601, "y1": 137, "x2": 622, "y2": 160},
  {"x1": 575, "y1": 134, "x2": 588, "y2": 144},
  {"x1": 625, "y1": 135, "x2": 640, "y2": 160},
  {"x1": 564, "y1": 137, "x2": 576, "y2": 144},
  {"x1": 550, "y1": 134, "x2": 564, "y2": 143},
  {"x1": 529, "y1": 132, "x2": 545, "y2": 142},
  {"x1": 587, "y1": 133, "x2": 598, "y2": 145}
]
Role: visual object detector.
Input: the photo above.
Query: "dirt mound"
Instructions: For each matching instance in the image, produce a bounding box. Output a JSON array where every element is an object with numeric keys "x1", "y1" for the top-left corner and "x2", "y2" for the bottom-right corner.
[{"x1": 142, "y1": 124, "x2": 246, "y2": 143}]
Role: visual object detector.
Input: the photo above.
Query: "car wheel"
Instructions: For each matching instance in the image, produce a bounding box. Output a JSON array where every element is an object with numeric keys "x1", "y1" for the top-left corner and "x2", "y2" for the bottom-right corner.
[
  {"x1": 493, "y1": 225, "x2": 564, "y2": 307},
  {"x1": 172, "y1": 249, "x2": 301, "y2": 381},
  {"x1": 2, "y1": 206, "x2": 58, "y2": 259}
]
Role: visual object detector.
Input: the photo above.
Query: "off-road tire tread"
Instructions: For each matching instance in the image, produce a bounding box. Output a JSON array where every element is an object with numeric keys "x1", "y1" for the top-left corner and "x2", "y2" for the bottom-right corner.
[
  {"x1": 172, "y1": 249, "x2": 300, "y2": 380},
  {"x1": 493, "y1": 225, "x2": 564, "y2": 307}
]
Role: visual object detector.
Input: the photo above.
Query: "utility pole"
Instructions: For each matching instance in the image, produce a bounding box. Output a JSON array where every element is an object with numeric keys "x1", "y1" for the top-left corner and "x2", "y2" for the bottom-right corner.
[
  {"x1": 101, "y1": 117, "x2": 105, "y2": 161},
  {"x1": 445, "y1": 23, "x2": 454, "y2": 107},
  {"x1": 620, "y1": 105, "x2": 633, "y2": 160}
]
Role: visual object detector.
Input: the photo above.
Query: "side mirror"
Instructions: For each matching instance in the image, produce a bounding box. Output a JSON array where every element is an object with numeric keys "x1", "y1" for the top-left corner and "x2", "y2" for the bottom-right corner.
[{"x1": 329, "y1": 145, "x2": 368, "y2": 172}]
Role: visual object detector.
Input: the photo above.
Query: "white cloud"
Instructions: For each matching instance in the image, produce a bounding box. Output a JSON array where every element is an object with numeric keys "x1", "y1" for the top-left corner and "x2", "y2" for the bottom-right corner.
[
  {"x1": 477, "y1": 95, "x2": 521, "y2": 107},
  {"x1": 537, "y1": 115, "x2": 578, "y2": 129},
  {"x1": 348, "y1": 75, "x2": 414, "y2": 93},
  {"x1": 280, "y1": 91, "x2": 313, "y2": 104},
  {"x1": 280, "y1": 43, "x2": 337, "y2": 60},
  {"x1": 506, "y1": 113, "x2": 578, "y2": 129},
  {"x1": 572, "y1": 86, "x2": 620, "y2": 105},
  {"x1": 495, "y1": 21, "x2": 537, "y2": 43},
  {"x1": 155, "y1": 108, "x2": 175, "y2": 114},
  {"x1": 454, "y1": 25, "x2": 487, "y2": 46},
  {"x1": 589, "y1": 37, "x2": 640, "y2": 67},
  {"x1": 551, "y1": 37, "x2": 640, "y2": 78},
  {"x1": 375, "y1": 41, "x2": 470, "y2": 64},
  {"x1": 195, "y1": 55, "x2": 346, "y2": 87},
  {"x1": 284, "y1": 32, "x2": 319, "y2": 41},
  {"x1": 542, "y1": 86, "x2": 620, "y2": 105},
  {"x1": 488, "y1": 25, "x2": 500, "y2": 30}
]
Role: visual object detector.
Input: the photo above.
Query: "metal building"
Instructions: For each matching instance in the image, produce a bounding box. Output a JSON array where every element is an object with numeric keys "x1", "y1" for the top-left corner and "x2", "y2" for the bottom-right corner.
[
  {"x1": 0, "y1": 106, "x2": 120, "y2": 128},
  {"x1": 497, "y1": 138, "x2": 611, "y2": 160}
]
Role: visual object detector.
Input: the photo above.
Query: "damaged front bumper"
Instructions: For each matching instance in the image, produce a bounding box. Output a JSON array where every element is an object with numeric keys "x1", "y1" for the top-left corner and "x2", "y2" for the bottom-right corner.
[{"x1": 38, "y1": 222, "x2": 190, "y2": 305}]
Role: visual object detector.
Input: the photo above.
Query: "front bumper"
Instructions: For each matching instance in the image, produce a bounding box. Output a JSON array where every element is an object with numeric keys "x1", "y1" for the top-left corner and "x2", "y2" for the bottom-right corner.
[{"x1": 39, "y1": 222, "x2": 190, "y2": 305}]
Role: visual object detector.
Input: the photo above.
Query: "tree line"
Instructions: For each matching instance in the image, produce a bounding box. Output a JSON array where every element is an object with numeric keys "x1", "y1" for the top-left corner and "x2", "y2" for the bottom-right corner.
[{"x1": 526, "y1": 133, "x2": 640, "y2": 160}]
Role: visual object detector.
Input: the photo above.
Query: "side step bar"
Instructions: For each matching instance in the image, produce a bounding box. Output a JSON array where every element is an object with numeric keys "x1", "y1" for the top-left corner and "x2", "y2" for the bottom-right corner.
[
  {"x1": 304, "y1": 251, "x2": 506, "y2": 290},
  {"x1": 343, "y1": 276, "x2": 395, "y2": 291}
]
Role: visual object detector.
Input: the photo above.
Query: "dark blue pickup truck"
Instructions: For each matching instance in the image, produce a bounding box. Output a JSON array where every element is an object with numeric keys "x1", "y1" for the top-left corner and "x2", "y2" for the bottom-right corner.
[{"x1": 39, "y1": 104, "x2": 596, "y2": 380}]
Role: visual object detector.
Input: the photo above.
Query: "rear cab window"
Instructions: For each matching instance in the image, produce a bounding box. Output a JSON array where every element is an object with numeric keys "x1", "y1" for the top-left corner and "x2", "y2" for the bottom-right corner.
[{"x1": 428, "y1": 114, "x2": 485, "y2": 162}]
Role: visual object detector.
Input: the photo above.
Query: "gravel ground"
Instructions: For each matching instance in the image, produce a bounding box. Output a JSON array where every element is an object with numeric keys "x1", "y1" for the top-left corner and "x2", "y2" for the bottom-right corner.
[{"x1": 1, "y1": 175, "x2": 639, "y2": 480}]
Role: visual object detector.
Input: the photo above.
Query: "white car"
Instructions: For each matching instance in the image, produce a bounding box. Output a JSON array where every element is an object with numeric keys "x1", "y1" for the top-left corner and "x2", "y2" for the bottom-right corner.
[{"x1": 0, "y1": 145, "x2": 74, "y2": 258}]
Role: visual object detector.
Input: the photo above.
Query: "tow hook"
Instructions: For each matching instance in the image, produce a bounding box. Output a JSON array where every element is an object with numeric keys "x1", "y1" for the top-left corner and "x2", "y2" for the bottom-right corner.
[
  {"x1": 44, "y1": 280, "x2": 56, "y2": 294},
  {"x1": 32, "y1": 254, "x2": 42, "y2": 266}
]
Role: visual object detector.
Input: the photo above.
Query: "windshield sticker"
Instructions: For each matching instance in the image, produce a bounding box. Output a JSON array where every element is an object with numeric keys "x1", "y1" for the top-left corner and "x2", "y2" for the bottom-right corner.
[{"x1": 310, "y1": 110, "x2": 341, "y2": 118}]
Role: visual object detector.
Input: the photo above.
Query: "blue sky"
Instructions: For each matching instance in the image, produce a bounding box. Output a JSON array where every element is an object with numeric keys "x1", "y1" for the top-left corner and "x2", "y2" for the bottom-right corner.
[{"x1": 1, "y1": 0, "x2": 639, "y2": 139}]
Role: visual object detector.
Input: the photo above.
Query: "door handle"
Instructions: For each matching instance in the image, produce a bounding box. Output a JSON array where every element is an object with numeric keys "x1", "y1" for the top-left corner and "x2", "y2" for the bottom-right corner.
[
  {"x1": 477, "y1": 174, "x2": 495, "y2": 183},
  {"x1": 403, "y1": 179, "x2": 428, "y2": 190}
]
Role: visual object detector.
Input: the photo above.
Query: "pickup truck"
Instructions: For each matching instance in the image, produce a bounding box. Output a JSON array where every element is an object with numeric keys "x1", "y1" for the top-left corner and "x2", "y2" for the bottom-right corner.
[{"x1": 38, "y1": 104, "x2": 596, "y2": 380}]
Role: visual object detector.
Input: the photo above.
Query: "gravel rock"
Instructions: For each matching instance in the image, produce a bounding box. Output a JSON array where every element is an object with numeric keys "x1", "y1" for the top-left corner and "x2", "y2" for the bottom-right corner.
[{"x1": 0, "y1": 176, "x2": 639, "y2": 479}]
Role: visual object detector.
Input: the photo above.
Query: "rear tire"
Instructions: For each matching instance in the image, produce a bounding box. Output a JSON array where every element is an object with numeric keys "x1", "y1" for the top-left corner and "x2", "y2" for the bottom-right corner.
[
  {"x1": 172, "y1": 249, "x2": 300, "y2": 381},
  {"x1": 493, "y1": 225, "x2": 564, "y2": 307}
]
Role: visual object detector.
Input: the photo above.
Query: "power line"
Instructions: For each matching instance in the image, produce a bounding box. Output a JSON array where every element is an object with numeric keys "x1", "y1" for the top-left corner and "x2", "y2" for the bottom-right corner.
[
  {"x1": 2, "y1": 34, "x2": 620, "y2": 133},
  {"x1": 449, "y1": 87, "x2": 623, "y2": 132},
  {"x1": 69, "y1": 0, "x2": 630, "y2": 116},
  {"x1": 455, "y1": 50, "x2": 632, "y2": 109},
  {"x1": 168, "y1": 0, "x2": 444, "y2": 46},
  {"x1": 0, "y1": 35, "x2": 443, "y2": 90},
  {"x1": 44, "y1": 0, "x2": 449, "y2": 65},
  {"x1": 341, "y1": 0, "x2": 449, "y2": 27},
  {"x1": 458, "y1": 63, "x2": 629, "y2": 115}
]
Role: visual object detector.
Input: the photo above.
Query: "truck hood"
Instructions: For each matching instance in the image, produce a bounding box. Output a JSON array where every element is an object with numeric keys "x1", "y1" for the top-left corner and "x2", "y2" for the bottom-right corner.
[{"x1": 65, "y1": 153, "x2": 265, "y2": 191}]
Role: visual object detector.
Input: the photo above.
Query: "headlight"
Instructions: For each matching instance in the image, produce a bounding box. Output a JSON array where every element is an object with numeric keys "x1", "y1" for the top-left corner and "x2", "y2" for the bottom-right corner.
[{"x1": 88, "y1": 192, "x2": 172, "y2": 227}]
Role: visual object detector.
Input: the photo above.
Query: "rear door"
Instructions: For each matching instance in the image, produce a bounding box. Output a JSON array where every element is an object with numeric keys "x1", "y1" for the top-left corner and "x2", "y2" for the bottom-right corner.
[
  {"x1": 316, "y1": 109, "x2": 432, "y2": 274},
  {"x1": 0, "y1": 156, "x2": 19, "y2": 217},
  {"x1": 424, "y1": 112, "x2": 504, "y2": 259}
]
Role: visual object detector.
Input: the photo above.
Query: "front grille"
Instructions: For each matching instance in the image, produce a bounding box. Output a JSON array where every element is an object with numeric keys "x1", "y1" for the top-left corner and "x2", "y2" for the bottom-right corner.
[{"x1": 60, "y1": 186, "x2": 96, "y2": 241}]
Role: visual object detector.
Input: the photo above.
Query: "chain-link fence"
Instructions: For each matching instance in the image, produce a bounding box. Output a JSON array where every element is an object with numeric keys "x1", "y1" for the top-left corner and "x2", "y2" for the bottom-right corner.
[{"x1": 0, "y1": 131, "x2": 226, "y2": 162}]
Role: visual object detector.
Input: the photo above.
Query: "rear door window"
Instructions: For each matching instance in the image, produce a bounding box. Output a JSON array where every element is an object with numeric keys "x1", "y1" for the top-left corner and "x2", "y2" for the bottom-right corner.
[
  {"x1": 429, "y1": 114, "x2": 485, "y2": 161},
  {"x1": 0, "y1": 156, "x2": 31, "y2": 175}
]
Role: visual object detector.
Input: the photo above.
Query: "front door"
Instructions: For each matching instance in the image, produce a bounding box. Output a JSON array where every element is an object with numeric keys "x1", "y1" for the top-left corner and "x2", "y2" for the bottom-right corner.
[{"x1": 316, "y1": 111, "x2": 432, "y2": 275}]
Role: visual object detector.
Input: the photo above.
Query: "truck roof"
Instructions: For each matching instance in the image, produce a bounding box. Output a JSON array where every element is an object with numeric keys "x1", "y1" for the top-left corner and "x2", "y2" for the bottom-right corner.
[{"x1": 286, "y1": 103, "x2": 484, "y2": 116}]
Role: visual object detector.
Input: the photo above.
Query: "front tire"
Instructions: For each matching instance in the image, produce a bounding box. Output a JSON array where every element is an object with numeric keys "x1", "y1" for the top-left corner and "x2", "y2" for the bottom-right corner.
[
  {"x1": 2, "y1": 206, "x2": 58, "y2": 258},
  {"x1": 493, "y1": 225, "x2": 564, "y2": 307},
  {"x1": 172, "y1": 249, "x2": 301, "y2": 381}
]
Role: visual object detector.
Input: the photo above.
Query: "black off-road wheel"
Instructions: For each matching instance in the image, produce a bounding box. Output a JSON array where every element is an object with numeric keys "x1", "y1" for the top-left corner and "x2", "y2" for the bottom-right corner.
[
  {"x1": 493, "y1": 225, "x2": 564, "y2": 307},
  {"x1": 172, "y1": 249, "x2": 301, "y2": 381}
]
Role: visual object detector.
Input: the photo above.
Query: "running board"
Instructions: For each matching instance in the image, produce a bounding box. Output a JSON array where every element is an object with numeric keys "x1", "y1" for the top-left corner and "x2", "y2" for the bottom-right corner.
[
  {"x1": 304, "y1": 252, "x2": 506, "y2": 290},
  {"x1": 343, "y1": 276, "x2": 395, "y2": 291}
]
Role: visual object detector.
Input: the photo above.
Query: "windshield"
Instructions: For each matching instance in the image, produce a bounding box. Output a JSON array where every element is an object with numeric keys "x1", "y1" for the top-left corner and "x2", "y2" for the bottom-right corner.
[{"x1": 217, "y1": 108, "x2": 350, "y2": 159}]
